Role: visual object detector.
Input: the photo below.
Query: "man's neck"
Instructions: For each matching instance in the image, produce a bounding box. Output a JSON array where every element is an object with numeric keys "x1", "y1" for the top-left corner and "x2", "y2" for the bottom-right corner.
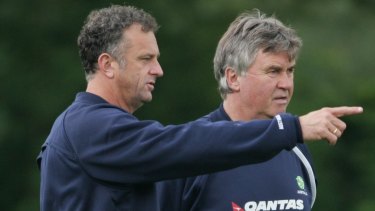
[
  {"x1": 86, "y1": 76, "x2": 136, "y2": 113},
  {"x1": 223, "y1": 99, "x2": 271, "y2": 121}
]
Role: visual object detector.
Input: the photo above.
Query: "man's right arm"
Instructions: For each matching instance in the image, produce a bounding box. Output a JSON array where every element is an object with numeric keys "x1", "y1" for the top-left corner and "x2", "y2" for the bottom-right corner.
[{"x1": 63, "y1": 105, "x2": 362, "y2": 184}]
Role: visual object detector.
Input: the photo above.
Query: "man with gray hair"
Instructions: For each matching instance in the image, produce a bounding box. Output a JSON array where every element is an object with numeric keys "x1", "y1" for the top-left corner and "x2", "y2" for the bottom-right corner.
[{"x1": 156, "y1": 10, "x2": 360, "y2": 211}]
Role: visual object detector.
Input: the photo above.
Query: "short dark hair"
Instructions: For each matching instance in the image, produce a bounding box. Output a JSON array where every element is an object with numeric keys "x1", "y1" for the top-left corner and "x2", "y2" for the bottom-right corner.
[{"x1": 77, "y1": 5, "x2": 159, "y2": 81}]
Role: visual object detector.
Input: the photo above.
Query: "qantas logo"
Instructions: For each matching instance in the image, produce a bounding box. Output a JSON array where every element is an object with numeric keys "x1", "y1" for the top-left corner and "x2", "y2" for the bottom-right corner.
[
  {"x1": 232, "y1": 199, "x2": 304, "y2": 211},
  {"x1": 232, "y1": 202, "x2": 245, "y2": 211}
]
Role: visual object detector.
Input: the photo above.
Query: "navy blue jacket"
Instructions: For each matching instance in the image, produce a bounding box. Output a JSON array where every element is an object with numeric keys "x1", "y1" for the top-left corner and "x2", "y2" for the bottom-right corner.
[
  {"x1": 156, "y1": 104, "x2": 316, "y2": 211},
  {"x1": 37, "y1": 92, "x2": 303, "y2": 211}
]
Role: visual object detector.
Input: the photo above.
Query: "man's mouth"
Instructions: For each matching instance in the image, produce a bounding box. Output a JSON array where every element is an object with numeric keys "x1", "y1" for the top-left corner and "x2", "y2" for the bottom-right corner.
[
  {"x1": 273, "y1": 96, "x2": 288, "y2": 104},
  {"x1": 147, "y1": 81, "x2": 155, "y2": 90}
]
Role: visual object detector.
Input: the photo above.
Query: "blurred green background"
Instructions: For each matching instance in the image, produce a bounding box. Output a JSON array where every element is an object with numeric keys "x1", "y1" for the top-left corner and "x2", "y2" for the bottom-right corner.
[{"x1": 1, "y1": 0, "x2": 374, "y2": 210}]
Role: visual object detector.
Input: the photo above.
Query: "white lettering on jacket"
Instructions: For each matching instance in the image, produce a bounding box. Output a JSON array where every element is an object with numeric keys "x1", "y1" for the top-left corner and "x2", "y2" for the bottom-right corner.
[
  {"x1": 275, "y1": 115, "x2": 284, "y2": 130},
  {"x1": 244, "y1": 199, "x2": 304, "y2": 211}
]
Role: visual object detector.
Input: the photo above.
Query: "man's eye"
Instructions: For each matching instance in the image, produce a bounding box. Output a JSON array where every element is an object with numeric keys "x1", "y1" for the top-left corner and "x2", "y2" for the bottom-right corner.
[
  {"x1": 267, "y1": 69, "x2": 279, "y2": 76},
  {"x1": 287, "y1": 68, "x2": 295, "y2": 76},
  {"x1": 270, "y1": 69, "x2": 278, "y2": 73}
]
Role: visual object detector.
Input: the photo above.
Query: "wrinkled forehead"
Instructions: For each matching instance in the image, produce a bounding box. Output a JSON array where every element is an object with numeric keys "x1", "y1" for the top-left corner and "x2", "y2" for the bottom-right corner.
[
  {"x1": 123, "y1": 24, "x2": 160, "y2": 55},
  {"x1": 251, "y1": 50, "x2": 296, "y2": 69},
  {"x1": 259, "y1": 47, "x2": 296, "y2": 62}
]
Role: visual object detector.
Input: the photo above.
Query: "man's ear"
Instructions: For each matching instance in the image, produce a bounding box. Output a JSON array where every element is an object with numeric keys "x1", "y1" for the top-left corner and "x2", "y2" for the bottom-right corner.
[
  {"x1": 98, "y1": 53, "x2": 115, "y2": 78},
  {"x1": 225, "y1": 67, "x2": 240, "y2": 91}
]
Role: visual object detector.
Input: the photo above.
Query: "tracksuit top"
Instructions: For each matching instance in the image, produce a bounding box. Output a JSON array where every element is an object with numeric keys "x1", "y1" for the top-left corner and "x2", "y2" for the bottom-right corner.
[
  {"x1": 37, "y1": 92, "x2": 304, "y2": 211},
  {"x1": 156, "y1": 104, "x2": 316, "y2": 211}
]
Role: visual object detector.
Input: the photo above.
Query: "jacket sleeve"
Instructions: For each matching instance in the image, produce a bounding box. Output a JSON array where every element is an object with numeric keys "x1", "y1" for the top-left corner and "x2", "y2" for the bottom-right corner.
[{"x1": 65, "y1": 105, "x2": 302, "y2": 185}]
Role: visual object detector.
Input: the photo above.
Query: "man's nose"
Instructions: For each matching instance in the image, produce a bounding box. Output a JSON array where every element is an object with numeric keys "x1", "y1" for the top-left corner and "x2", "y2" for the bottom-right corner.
[
  {"x1": 277, "y1": 72, "x2": 293, "y2": 88},
  {"x1": 151, "y1": 61, "x2": 164, "y2": 77}
]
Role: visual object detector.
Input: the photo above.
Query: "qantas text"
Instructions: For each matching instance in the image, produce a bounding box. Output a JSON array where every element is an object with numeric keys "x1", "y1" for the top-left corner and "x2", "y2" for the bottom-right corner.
[{"x1": 233, "y1": 199, "x2": 304, "y2": 211}]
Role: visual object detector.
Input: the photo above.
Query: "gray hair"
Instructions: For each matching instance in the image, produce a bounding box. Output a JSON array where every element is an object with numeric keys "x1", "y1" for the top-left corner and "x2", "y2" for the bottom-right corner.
[
  {"x1": 77, "y1": 5, "x2": 159, "y2": 81},
  {"x1": 213, "y1": 9, "x2": 302, "y2": 99}
]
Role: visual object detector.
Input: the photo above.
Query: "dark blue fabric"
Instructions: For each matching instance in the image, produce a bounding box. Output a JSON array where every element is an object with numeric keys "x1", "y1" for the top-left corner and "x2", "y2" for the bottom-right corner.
[
  {"x1": 156, "y1": 104, "x2": 316, "y2": 211},
  {"x1": 37, "y1": 92, "x2": 302, "y2": 211}
]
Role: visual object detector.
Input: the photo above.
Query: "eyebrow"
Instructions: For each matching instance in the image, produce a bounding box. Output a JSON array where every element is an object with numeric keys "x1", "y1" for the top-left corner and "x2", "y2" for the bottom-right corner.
[
  {"x1": 266, "y1": 65, "x2": 282, "y2": 71},
  {"x1": 264, "y1": 64, "x2": 296, "y2": 71},
  {"x1": 138, "y1": 52, "x2": 160, "y2": 58},
  {"x1": 288, "y1": 64, "x2": 296, "y2": 70}
]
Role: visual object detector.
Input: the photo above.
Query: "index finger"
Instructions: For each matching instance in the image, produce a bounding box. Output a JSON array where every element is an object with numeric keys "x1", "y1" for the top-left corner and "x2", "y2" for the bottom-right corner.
[{"x1": 327, "y1": 106, "x2": 363, "y2": 117}]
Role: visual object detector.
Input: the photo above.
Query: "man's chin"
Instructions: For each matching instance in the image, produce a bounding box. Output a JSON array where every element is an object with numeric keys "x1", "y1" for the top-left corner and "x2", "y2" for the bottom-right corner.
[
  {"x1": 142, "y1": 96, "x2": 153, "y2": 103},
  {"x1": 271, "y1": 109, "x2": 287, "y2": 116}
]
